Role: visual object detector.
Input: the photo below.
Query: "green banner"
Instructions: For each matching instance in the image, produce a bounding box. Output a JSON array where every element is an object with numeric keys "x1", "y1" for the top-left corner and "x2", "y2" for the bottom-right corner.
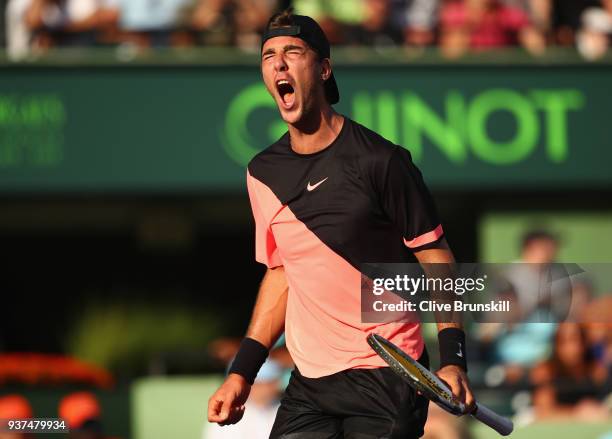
[{"x1": 0, "y1": 61, "x2": 610, "y2": 192}]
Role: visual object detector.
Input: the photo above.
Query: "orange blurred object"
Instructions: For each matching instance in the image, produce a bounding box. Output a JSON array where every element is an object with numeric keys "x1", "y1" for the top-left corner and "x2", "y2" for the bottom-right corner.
[
  {"x1": 58, "y1": 392, "x2": 101, "y2": 429},
  {"x1": 0, "y1": 394, "x2": 33, "y2": 419},
  {"x1": 0, "y1": 354, "x2": 113, "y2": 388}
]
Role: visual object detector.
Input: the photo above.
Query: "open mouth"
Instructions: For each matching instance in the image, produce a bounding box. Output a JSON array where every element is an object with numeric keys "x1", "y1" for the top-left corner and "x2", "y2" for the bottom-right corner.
[{"x1": 276, "y1": 79, "x2": 295, "y2": 109}]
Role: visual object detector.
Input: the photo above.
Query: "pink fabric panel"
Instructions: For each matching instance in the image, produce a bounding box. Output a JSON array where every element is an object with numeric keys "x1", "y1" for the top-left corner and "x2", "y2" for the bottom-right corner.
[
  {"x1": 246, "y1": 171, "x2": 283, "y2": 268},
  {"x1": 403, "y1": 224, "x2": 444, "y2": 249},
  {"x1": 270, "y1": 203, "x2": 424, "y2": 378}
]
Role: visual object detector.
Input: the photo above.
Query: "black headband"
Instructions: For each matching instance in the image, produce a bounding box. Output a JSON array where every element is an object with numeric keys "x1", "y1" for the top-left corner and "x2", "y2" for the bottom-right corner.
[{"x1": 263, "y1": 25, "x2": 301, "y2": 39}]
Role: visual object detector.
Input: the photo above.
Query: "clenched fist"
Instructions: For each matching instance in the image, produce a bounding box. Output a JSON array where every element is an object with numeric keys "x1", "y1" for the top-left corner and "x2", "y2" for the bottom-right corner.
[{"x1": 207, "y1": 373, "x2": 251, "y2": 425}]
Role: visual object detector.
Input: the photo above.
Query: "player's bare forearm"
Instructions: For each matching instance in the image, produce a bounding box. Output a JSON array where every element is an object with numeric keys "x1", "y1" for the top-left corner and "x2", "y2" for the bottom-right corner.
[
  {"x1": 414, "y1": 238, "x2": 463, "y2": 332},
  {"x1": 415, "y1": 238, "x2": 474, "y2": 411},
  {"x1": 208, "y1": 266, "x2": 287, "y2": 425},
  {"x1": 245, "y1": 266, "x2": 288, "y2": 349}
]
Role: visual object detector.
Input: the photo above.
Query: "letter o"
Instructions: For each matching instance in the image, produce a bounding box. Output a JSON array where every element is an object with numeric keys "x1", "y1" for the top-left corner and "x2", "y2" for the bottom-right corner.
[{"x1": 468, "y1": 89, "x2": 539, "y2": 164}]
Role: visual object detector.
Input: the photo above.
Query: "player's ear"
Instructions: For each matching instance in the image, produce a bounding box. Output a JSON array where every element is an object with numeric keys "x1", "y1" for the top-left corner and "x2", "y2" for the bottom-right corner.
[{"x1": 320, "y1": 58, "x2": 332, "y2": 81}]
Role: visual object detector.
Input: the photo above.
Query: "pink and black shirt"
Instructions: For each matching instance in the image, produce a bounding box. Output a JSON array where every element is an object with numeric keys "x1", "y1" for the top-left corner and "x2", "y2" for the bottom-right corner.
[{"x1": 246, "y1": 117, "x2": 444, "y2": 378}]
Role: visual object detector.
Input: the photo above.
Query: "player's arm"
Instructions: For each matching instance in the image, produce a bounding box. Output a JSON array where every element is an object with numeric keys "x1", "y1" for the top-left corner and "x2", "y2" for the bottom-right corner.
[
  {"x1": 414, "y1": 238, "x2": 476, "y2": 413},
  {"x1": 375, "y1": 146, "x2": 475, "y2": 412},
  {"x1": 207, "y1": 266, "x2": 288, "y2": 425},
  {"x1": 208, "y1": 168, "x2": 286, "y2": 425},
  {"x1": 245, "y1": 266, "x2": 289, "y2": 347}
]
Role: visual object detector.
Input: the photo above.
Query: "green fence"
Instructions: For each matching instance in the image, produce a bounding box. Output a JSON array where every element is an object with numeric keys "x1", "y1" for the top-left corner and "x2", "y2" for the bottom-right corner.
[{"x1": 1, "y1": 49, "x2": 611, "y2": 192}]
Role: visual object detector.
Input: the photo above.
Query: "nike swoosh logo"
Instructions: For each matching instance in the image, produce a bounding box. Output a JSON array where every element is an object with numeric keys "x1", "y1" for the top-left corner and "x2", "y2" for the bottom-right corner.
[
  {"x1": 457, "y1": 342, "x2": 463, "y2": 358},
  {"x1": 307, "y1": 177, "x2": 328, "y2": 192}
]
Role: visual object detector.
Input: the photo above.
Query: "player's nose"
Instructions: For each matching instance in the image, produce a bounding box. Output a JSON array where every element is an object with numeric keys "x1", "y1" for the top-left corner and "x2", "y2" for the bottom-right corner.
[{"x1": 273, "y1": 54, "x2": 288, "y2": 72}]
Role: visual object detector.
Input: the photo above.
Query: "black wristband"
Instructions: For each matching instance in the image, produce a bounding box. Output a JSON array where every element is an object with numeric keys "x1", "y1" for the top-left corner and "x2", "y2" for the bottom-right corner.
[
  {"x1": 228, "y1": 337, "x2": 269, "y2": 384},
  {"x1": 438, "y1": 327, "x2": 468, "y2": 372}
]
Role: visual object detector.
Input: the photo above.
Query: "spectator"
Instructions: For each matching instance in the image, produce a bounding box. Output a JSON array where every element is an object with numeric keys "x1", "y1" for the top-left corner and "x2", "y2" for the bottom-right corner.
[
  {"x1": 113, "y1": 0, "x2": 194, "y2": 48},
  {"x1": 502, "y1": 0, "x2": 552, "y2": 32},
  {"x1": 504, "y1": 230, "x2": 569, "y2": 318},
  {"x1": 531, "y1": 323, "x2": 610, "y2": 421},
  {"x1": 190, "y1": 0, "x2": 233, "y2": 45},
  {"x1": 191, "y1": 0, "x2": 278, "y2": 49},
  {"x1": 6, "y1": 0, "x2": 32, "y2": 59},
  {"x1": 477, "y1": 282, "x2": 557, "y2": 385},
  {"x1": 207, "y1": 337, "x2": 242, "y2": 365},
  {"x1": 567, "y1": 277, "x2": 595, "y2": 322},
  {"x1": 582, "y1": 296, "x2": 612, "y2": 371},
  {"x1": 439, "y1": 0, "x2": 546, "y2": 57},
  {"x1": 403, "y1": 0, "x2": 440, "y2": 46},
  {"x1": 476, "y1": 281, "x2": 523, "y2": 353},
  {"x1": 551, "y1": 0, "x2": 601, "y2": 45},
  {"x1": 292, "y1": 0, "x2": 365, "y2": 44},
  {"x1": 344, "y1": 0, "x2": 404, "y2": 46},
  {"x1": 520, "y1": 229, "x2": 558, "y2": 262},
  {"x1": 3, "y1": 0, "x2": 609, "y2": 54},
  {"x1": 476, "y1": 230, "x2": 569, "y2": 385},
  {"x1": 576, "y1": 1, "x2": 612, "y2": 59},
  {"x1": 233, "y1": 0, "x2": 279, "y2": 49},
  {"x1": 295, "y1": 0, "x2": 424, "y2": 47},
  {"x1": 24, "y1": 0, "x2": 118, "y2": 48},
  {"x1": 6, "y1": 0, "x2": 119, "y2": 57},
  {"x1": 203, "y1": 359, "x2": 283, "y2": 439}
]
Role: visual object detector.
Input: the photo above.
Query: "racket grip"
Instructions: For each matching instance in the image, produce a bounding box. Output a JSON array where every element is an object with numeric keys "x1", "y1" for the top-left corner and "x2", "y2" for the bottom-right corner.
[{"x1": 472, "y1": 403, "x2": 514, "y2": 436}]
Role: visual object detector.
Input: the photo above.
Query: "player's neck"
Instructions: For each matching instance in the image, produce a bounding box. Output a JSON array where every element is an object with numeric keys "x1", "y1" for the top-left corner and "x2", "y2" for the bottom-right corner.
[{"x1": 288, "y1": 106, "x2": 344, "y2": 155}]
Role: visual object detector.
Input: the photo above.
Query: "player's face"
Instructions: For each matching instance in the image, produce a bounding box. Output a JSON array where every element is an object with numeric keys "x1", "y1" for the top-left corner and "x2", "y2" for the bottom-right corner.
[{"x1": 261, "y1": 36, "x2": 328, "y2": 124}]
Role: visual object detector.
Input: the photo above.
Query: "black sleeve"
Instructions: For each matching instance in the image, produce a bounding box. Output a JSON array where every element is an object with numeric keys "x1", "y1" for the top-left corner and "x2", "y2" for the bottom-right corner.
[{"x1": 379, "y1": 146, "x2": 444, "y2": 251}]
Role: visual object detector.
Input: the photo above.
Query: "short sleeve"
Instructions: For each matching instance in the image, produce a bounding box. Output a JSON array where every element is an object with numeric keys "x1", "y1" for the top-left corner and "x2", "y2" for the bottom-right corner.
[
  {"x1": 246, "y1": 170, "x2": 283, "y2": 268},
  {"x1": 379, "y1": 146, "x2": 444, "y2": 250}
]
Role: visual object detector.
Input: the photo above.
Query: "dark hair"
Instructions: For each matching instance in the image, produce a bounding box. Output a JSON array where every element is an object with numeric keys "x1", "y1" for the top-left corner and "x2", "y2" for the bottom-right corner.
[
  {"x1": 266, "y1": 8, "x2": 321, "y2": 60},
  {"x1": 521, "y1": 229, "x2": 558, "y2": 250},
  {"x1": 267, "y1": 8, "x2": 295, "y2": 29},
  {"x1": 549, "y1": 324, "x2": 595, "y2": 379}
]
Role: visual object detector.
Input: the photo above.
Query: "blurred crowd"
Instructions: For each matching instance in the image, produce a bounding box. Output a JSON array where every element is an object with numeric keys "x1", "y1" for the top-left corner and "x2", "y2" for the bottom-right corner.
[
  {"x1": 472, "y1": 231, "x2": 612, "y2": 428},
  {"x1": 2, "y1": 0, "x2": 612, "y2": 60}
]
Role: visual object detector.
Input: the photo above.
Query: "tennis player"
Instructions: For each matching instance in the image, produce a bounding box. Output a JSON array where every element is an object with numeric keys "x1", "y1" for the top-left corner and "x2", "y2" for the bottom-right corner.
[{"x1": 208, "y1": 9, "x2": 475, "y2": 438}]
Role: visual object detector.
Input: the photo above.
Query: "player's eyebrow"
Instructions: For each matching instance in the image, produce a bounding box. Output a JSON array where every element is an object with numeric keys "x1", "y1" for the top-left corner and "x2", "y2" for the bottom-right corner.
[
  {"x1": 262, "y1": 44, "x2": 307, "y2": 58},
  {"x1": 262, "y1": 47, "x2": 276, "y2": 58},
  {"x1": 283, "y1": 44, "x2": 306, "y2": 52}
]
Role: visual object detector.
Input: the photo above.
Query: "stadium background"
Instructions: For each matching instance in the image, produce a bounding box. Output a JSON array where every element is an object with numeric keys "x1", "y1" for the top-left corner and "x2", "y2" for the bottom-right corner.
[{"x1": 0, "y1": 0, "x2": 611, "y2": 438}]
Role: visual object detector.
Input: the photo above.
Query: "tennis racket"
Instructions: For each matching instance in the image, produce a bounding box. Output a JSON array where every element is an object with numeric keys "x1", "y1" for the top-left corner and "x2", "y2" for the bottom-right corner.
[{"x1": 367, "y1": 333, "x2": 513, "y2": 436}]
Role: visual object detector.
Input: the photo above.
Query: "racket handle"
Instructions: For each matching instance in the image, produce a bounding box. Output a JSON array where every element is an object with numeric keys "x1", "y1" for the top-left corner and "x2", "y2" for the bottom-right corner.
[{"x1": 472, "y1": 403, "x2": 514, "y2": 436}]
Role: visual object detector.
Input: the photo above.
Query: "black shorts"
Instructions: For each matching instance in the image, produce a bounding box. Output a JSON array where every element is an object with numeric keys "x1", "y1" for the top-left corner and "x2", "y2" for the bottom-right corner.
[{"x1": 269, "y1": 349, "x2": 429, "y2": 439}]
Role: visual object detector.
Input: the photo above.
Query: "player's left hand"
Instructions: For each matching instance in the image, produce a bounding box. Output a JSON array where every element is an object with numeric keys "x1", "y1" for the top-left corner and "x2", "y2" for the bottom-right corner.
[{"x1": 436, "y1": 365, "x2": 476, "y2": 414}]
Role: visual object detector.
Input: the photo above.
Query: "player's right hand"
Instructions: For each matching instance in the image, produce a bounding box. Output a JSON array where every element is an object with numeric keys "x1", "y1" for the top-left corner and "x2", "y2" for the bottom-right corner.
[{"x1": 207, "y1": 373, "x2": 251, "y2": 425}]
